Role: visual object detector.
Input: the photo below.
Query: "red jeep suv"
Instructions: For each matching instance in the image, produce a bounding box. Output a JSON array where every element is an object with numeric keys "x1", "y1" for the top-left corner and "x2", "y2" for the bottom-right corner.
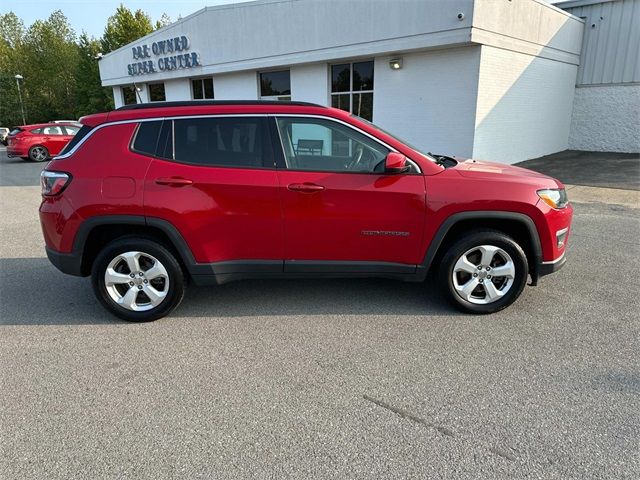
[{"x1": 39, "y1": 101, "x2": 572, "y2": 321}]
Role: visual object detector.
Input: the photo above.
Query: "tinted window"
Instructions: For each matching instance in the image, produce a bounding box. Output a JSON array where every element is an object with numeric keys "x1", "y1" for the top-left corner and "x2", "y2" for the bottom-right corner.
[
  {"x1": 149, "y1": 83, "x2": 166, "y2": 102},
  {"x1": 173, "y1": 117, "x2": 270, "y2": 168},
  {"x1": 30, "y1": 128, "x2": 43, "y2": 134},
  {"x1": 275, "y1": 117, "x2": 389, "y2": 173},
  {"x1": 9, "y1": 128, "x2": 23, "y2": 136},
  {"x1": 157, "y1": 120, "x2": 173, "y2": 159},
  {"x1": 122, "y1": 86, "x2": 137, "y2": 105},
  {"x1": 132, "y1": 121, "x2": 162, "y2": 156},
  {"x1": 58, "y1": 125, "x2": 93, "y2": 155},
  {"x1": 259, "y1": 70, "x2": 291, "y2": 96}
]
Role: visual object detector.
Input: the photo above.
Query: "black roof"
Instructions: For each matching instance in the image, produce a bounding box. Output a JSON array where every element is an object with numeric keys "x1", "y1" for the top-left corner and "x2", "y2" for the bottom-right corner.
[{"x1": 117, "y1": 100, "x2": 325, "y2": 111}]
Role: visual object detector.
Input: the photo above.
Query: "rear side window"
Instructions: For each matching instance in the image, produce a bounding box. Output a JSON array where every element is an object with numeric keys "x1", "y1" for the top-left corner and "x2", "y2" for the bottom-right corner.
[
  {"x1": 172, "y1": 117, "x2": 272, "y2": 168},
  {"x1": 30, "y1": 128, "x2": 43, "y2": 134},
  {"x1": 63, "y1": 125, "x2": 80, "y2": 135},
  {"x1": 59, "y1": 125, "x2": 93, "y2": 155},
  {"x1": 132, "y1": 121, "x2": 162, "y2": 156}
]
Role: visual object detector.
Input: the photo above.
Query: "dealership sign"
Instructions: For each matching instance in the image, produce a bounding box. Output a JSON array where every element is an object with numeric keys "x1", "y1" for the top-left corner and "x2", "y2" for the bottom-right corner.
[{"x1": 128, "y1": 36, "x2": 200, "y2": 76}]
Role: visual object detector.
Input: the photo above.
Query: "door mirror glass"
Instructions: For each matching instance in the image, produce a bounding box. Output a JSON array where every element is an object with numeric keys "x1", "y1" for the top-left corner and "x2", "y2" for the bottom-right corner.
[{"x1": 385, "y1": 152, "x2": 410, "y2": 174}]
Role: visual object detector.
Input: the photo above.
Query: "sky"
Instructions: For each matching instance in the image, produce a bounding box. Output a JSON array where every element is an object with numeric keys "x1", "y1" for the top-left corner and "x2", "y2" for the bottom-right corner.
[{"x1": 3, "y1": 0, "x2": 246, "y2": 39}]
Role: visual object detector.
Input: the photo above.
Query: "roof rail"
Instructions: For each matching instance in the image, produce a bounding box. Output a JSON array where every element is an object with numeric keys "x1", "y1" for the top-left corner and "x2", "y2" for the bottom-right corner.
[{"x1": 117, "y1": 100, "x2": 326, "y2": 111}]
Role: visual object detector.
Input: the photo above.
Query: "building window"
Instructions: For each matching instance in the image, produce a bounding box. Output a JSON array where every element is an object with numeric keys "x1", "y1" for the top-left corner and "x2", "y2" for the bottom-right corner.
[
  {"x1": 330, "y1": 61, "x2": 374, "y2": 121},
  {"x1": 148, "y1": 83, "x2": 166, "y2": 102},
  {"x1": 192, "y1": 78, "x2": 214, "y2": 99},
  {"x1": 122, "y1": 86, "x2": 137, "y2": 105},
  {"x1": 259, "y1": 70, "x2": 291, "y2": 101}
]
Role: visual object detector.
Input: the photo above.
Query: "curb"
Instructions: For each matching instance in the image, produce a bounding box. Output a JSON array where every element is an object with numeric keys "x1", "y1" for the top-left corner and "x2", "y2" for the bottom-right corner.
[{"x1": 566, "y1": 185, "x2": 639, "y2": 208}]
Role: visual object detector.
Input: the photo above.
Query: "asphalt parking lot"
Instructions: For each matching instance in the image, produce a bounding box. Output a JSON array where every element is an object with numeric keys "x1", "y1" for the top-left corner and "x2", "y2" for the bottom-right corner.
[{"x1": 0, "y1": 147, "x2": 638, "y2": 479}]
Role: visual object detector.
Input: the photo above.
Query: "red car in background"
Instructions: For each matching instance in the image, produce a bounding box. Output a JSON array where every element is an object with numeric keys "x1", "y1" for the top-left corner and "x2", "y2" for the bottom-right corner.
[{"x1": 6, "y1": 123, "x2": 80, "y2": 162}]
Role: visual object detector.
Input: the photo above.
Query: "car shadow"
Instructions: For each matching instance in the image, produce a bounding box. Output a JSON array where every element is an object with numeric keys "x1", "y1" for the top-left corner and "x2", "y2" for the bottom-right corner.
[{"x1": 0, "y1": 257, "x2": 457, "y2": 326}]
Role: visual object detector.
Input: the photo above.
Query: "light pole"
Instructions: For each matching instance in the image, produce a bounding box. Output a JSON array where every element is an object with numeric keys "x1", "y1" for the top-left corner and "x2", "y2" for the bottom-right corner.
[{"x1": 14, "y1": 74, "x2": 27, "y2": 125}]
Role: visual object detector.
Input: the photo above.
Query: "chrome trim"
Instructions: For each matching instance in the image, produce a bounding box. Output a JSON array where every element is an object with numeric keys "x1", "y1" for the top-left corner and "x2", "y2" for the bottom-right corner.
[
  {"x1": 53, "y1": 112, "x2": 421, "y2": 174},
  {"x1": 541, "y1": 251, "x2": 566, "y2": 265},
  {"x1": 556, "y1": 227, "x2": 569, "y2": 237},
  {"x1": 53, "y1": 114, "x2": 270, "y2": 160}
]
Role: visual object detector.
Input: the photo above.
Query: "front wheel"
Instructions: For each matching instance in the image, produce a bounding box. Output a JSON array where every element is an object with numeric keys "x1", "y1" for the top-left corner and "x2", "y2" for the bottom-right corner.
[
  {"x1": 28, "y1": 145, "x2": 49, "y2": 162},
  {"x1": 438, "y1": 230, "x2": 528, "y2": 314},
  {"x1": 91, "y1": 237, "x2": 185, "y2": 321}
]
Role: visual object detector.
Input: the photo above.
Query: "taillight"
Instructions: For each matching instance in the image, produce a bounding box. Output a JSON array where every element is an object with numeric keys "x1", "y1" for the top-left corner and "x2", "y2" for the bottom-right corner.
[{"x1": 41, "y1": 170, "x2": 71, "y2": 196}]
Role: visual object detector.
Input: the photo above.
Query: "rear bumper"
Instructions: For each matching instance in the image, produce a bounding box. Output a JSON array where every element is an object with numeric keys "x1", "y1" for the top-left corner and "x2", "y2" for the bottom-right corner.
[
  {"x1": 538, "y1": 251, "x2": 566, "y2": 277},
  {"x1": 6, "y1": 145, "x2": 27, "y2": 157},
  {"x1": 46, "y1": 246, "x2": 84, "y2": 276}
]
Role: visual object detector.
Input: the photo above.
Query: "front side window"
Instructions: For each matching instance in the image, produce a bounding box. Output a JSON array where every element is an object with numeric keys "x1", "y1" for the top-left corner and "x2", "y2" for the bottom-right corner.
[
  {"x1": 330, "y1": 61, "x2": 374, "y2": 121},
  {"x1": 172, "y1": 117, "x2": 271, "y2": 168},
  {"x1": 148, "y1": 83, "x2": 166, "y2": 102},
  {"x1": 259, "y1": 70, "x2": 291, "y2": 101},
  {"x1": 192, "y1": 78, "x2": 214, "y2": 99},
  {"x1": 275, "y1": 117, "x2": 388, "y2": 173},
  {"x1": 122, "y1": 86, "x2": 137, "y2": 105}
]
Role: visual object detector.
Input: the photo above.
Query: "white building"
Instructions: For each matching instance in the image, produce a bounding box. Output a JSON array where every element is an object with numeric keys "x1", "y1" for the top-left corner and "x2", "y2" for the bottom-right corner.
[
  {"x1": 560, "y1": 0, "x2": 640, "y2": 153},
  {"x1": 99, "y1": 0, "x2": 590, "y2": 164}
]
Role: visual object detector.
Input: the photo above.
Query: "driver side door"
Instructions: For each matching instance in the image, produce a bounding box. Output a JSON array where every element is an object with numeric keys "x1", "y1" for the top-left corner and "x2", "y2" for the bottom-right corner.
[{"x1": 274, "y1": 116, "x2": 426, "y2": 271}]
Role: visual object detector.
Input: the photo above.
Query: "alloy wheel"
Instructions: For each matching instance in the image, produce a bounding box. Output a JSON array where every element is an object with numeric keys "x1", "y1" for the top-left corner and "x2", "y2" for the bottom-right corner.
[
  {"x1": 104, "y1": 251, "x2": 169, "y2": 311},
  {"x1": 452, "y1": 245, "x2": 516, "y2": 305},
  {"x1": 30, "y1": 146, "x2": 48, "y2": 161}
]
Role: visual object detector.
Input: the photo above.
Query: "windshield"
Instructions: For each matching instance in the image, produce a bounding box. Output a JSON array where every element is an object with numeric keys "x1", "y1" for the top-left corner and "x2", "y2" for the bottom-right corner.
[{"x1": 351, "y1": 115, "x2": 437, "y2": 163}]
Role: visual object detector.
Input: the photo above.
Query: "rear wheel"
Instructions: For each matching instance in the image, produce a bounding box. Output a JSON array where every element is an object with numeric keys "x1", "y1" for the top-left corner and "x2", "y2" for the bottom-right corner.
[
  {"x1": 439, "y1": 230, "x2": 528, "y2": 314},
  {"x1": 28, "y1": 145, "x2": 49, "y2": 162},
  {"x1": 91, "y1": 238, "x2": 185, "y2": 322}
]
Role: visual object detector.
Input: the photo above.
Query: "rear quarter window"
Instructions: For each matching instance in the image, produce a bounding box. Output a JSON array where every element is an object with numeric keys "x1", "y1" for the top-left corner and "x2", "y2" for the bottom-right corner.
[
  {"x1": 131, "y1": 121, "x2": 162, "y2": 156},
  {"x1": 58, "y1": 124, "x2": 93, "y2": 156}
]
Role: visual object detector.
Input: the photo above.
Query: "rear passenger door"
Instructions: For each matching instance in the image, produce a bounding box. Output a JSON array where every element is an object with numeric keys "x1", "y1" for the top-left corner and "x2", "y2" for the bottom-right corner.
[
  {"x1": 142, "y1": 116, "x2": 284, "y2": 271},
  {"x1": 42, "y1": 125, "x2": 69, "y2": 155}
]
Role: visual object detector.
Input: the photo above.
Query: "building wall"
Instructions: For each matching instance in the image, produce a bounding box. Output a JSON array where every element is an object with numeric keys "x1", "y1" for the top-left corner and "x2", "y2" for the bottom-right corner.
[
  {"x1": 569, "y1": 84, "x2": 640, "y2": 152},
  {"x1": 373, "y1": 47, "x2": 481, "y2": 158},
  {"x1": 473, "y1": 45, "x2": 578, "y2": 163},
  {"x1": 563, "y1": 0, "x2": 640, "y2": 86},
  {"x1": 213, "y1": 71, "x2": 258, "y2": 100},
  {"x1": 290, "y1": 64, "x2": 329, "y2": 106},
  {"x1": 164, "y1": 78, "x2": 191, "y2": 101},
  {"x1": 561, "y1": 0, "x2": 640, "y2": 153}
]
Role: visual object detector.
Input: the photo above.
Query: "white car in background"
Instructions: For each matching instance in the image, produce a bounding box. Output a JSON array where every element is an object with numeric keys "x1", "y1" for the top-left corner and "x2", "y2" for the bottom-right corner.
[{"x1": 0, "y1": 127, "x2": 9, "y2": 146}]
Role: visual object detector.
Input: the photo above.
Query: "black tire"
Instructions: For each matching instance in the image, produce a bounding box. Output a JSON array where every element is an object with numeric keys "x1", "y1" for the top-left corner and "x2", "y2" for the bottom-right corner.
[
  {"x1": 438, "y1": 230, "x2": 528, "y2": 314},
  {"x1": 91, "y1": 237, "x2": 186, "y2": 322},
  {"x1": 28, "y1": 145, "x2": 49, "y2": 162}
]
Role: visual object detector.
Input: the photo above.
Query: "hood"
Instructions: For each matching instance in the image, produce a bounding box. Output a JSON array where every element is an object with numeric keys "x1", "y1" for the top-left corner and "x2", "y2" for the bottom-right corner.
[{"x1": 453, "y1": 158, "x2": 563, "y2": 188}]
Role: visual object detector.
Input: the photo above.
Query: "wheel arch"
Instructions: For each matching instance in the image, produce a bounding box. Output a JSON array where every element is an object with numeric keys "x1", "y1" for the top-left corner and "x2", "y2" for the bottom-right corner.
[
  {"x1": 75, "y1": 216, "x2": 196, "y2": 277},
  {"x1": 422, "y1": 211, "x2": 542, "y2": 284}
]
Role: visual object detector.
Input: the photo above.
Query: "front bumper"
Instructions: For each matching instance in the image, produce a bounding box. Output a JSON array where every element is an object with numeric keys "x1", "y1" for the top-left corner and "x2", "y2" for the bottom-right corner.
[{"x1": 538, "y1": 251, "x2": 566, "y2": 277}]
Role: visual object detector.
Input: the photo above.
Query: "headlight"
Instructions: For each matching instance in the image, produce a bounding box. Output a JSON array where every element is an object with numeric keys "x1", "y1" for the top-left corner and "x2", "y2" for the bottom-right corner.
[{"x1": 537, "y1": 188, "x2": 568, "y2": 209}]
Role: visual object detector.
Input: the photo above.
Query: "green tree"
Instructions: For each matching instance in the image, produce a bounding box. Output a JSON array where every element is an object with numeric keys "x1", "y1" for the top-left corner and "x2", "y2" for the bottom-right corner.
[
  {"x1": 75, "y1": 33, "x2": 114, "y2": 116},
  {"x1": 155, "y1": 13, "x2": 172, "y2": 30},
  {"x1": 101, "y1": 5, "x2": 154, "y2": 53},
  {"x1": 0, "y1": 12, "x2": 27, "y2": 126},
  {"x1": 19, "y1": 10, "x2": 80, "y2": 122}
]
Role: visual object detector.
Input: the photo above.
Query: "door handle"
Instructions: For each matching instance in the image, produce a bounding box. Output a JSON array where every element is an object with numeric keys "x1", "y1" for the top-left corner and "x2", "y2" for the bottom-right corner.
[
  {"x1": 287, "y1": 182, "x2": 325, "y2": 193},
  {"x1": 155, "y1": 177, "x2": 193, "y2": 187}
]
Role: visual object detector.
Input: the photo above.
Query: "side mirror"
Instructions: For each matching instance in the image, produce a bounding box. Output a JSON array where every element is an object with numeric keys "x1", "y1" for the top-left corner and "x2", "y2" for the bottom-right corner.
[{"x1": 385, "y1": 152, "x2": 410, "y2": 174}]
